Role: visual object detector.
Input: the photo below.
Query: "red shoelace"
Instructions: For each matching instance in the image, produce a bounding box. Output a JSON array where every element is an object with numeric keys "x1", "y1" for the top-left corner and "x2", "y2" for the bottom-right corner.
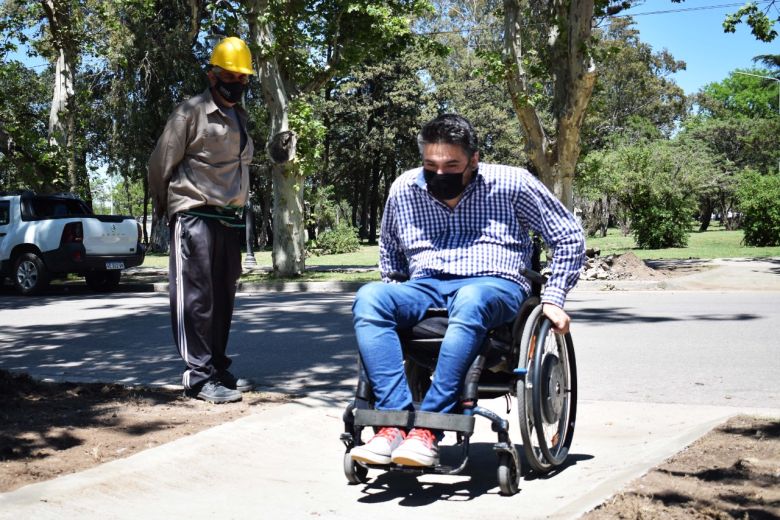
[
  {"x1": 373, "y1": 427, "x2": 405, "y2": 441},
  {"x1": 406, "y1": 428, "x2": 435, "y2": 447}
]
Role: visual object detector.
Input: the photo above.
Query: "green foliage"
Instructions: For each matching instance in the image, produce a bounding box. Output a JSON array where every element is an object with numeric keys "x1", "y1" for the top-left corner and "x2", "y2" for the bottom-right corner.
[
  {"x1": 306, "y1": 184, "x2": 343, "y2": 232},
  {"x1": 583, "y1": 17, "x2": 687, "y2": 152},
  {"x1": 624, "y1": 141, "x2": 712, "y2": 249},
  {"x1": 737, "y1": 170, "x2": 780, "y2": 246},
  {"x1": 0, "y1": 60, "x2": 67, "y2": 192},
  {"x1": 578, "y1": 139, "x2": 713, "y2": 249},
  {"x1": 314, "y1": 222, "x2": 361, "y2": 255},
  {"x1": 629, "y1": 189, "x2": 693, "y2": 249},
  {"x1": 697, "y1": 68, "x2": 779, "y2": 119},
  {"x1": 722, "y1": 1, "x2": 779, "y2": 42}
]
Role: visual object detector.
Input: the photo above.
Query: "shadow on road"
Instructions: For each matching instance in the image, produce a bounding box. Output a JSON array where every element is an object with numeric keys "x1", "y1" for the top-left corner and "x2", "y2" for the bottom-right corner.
[{"x1": 0, "y1": 292, "x2": 359, "y2": 395}]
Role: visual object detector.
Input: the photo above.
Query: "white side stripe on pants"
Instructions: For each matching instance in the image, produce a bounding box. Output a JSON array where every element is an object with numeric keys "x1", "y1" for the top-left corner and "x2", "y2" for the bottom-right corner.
[{"x1": 174, "y1": 215, "x2": 191, "y2": 388}]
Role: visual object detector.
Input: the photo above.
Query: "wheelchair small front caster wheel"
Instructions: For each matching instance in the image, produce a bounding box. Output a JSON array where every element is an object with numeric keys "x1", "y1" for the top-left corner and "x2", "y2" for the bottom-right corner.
[
  {"x1": 343, "y1": 451, "x2": 369, "y2": 484},
  {"x1": 497, "y1": 453, "x2": 520, "y2": 496}
]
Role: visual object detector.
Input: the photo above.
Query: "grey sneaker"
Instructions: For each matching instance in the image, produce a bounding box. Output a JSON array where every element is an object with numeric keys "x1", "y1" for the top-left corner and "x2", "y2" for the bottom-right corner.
[
  {"x1": 350, "y1": 427, "x2": 406, "y2": 465},
  {"x1": 391, "y1": 428, "x2": 439, "y2": 467},
  {"x1": 217, "y1": 370, "x2": 255, "y2": 392},
  {"x1": 185, "y1": 380, "x2": 242, "y2": 403}
]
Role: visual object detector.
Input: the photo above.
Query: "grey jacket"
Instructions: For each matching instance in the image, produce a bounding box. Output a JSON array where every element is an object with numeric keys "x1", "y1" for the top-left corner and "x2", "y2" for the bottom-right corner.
[{"x1": 148, "y1": 88, "x2": 253, "y2": 218}]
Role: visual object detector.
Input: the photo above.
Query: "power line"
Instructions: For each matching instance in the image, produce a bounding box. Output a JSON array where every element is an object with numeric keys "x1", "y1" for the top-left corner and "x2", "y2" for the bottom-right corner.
[
  {"x1": 414, "y1": 1, "x2": 776, "y2": 36},
  {"x1": 614, "y1": 1, "x2": 774, "y2": 18}
]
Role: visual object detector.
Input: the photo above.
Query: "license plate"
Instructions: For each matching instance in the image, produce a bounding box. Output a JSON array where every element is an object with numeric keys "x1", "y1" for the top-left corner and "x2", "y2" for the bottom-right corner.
[{"x1": 106, "y1": 261, "x2": 125, "y2": 270}]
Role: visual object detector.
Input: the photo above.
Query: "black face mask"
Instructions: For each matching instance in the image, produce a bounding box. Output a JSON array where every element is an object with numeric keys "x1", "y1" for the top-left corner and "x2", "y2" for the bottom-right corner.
[
  {"x1": 423, "y1": 162, "x2": 471, "y2": 200},
  {"x1": 215, "y1": 77, "x2": 246, "y2": 104}
]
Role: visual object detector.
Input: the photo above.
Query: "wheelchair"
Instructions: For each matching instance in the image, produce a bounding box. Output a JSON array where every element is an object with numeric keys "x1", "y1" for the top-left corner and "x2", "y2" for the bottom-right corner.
[{"x1": 340, "y1": 240, "x2": 578, "y2": 496}]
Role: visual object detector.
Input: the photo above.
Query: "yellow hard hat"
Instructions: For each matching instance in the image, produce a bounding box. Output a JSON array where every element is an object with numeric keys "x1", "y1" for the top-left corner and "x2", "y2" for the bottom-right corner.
[{"x1": 209, "y1": 37, "x2": 254, "y2": 75}]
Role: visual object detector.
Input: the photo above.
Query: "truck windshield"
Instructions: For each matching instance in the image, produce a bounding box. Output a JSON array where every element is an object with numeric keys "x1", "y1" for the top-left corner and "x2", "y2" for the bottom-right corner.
[{"x1": 28, "y1": 197, "x2": 92, "y2": 218}]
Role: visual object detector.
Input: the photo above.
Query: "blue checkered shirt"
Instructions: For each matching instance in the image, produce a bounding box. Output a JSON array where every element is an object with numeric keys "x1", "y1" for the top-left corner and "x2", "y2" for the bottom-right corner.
[{"x1": 379, "y1": 163, "x2": 585, "y2": 308}]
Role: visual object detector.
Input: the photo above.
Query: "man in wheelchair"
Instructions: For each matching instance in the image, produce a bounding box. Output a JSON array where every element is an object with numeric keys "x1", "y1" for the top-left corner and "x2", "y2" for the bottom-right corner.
[{"x1": 349, "y1": 114, "x2": 585, "y2": 470}]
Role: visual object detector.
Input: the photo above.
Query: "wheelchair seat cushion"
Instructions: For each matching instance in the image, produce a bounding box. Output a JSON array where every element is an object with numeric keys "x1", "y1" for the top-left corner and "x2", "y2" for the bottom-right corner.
[{"x1": 409, "y1": 316, "x2": 449, "y2": 339}]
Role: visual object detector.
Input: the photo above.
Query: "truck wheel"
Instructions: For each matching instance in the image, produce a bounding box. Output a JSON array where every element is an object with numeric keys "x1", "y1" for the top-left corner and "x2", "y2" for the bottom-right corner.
[
  {"x1": 85, "y1": 271, "x2": 121, "y2": 292},
  {"x1": 13, "y1": 252, "x2": 50, "y2": 296}
]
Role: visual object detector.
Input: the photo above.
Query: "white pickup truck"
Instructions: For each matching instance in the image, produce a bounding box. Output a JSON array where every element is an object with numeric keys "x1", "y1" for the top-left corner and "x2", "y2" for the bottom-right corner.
[{"x1": 0, "y1": 191, "x2": 145, "y2": 295}]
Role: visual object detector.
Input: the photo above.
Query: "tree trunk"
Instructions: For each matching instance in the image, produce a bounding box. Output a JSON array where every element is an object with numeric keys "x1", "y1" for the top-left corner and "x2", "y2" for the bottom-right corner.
[
  {"x1": 271, "y1": 161, "x2": 305, "y2": 275},
  {"x1": 699, "y1": 198, "x2": 713, "y2": 232},
  {"x1": 249, "y1": 1, "x2": 304, "y2": 276},
  {"x1": 142, "y1": 175, "x2": 150, "y2": 244},
  {"x1": 368, "y1": 155, "x2": 382, "y2": 244},
  {"x1": 503, "y1": 0, "x2": 596, "y2": 212},
  {"x1": 150, "y1": 214, "x2": 170, "y2": 254},
  {"x1": 43, "y1": 0, "x2": 80, "y2": 194}
]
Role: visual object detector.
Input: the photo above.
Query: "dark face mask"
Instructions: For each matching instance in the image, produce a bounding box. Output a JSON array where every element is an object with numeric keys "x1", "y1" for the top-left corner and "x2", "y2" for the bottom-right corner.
[
  {"x1": 423, "y1": 162, "x2": 470, "y2": 200},
  {"x1": 215, "y1": 77, "x2": 246, "y2": 104}
]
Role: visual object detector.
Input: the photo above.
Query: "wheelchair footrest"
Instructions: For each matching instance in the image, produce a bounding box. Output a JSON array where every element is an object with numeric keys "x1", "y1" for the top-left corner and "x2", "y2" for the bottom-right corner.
[{"x1": 353, "y1": 409, "x2": 475, "y2": 435}]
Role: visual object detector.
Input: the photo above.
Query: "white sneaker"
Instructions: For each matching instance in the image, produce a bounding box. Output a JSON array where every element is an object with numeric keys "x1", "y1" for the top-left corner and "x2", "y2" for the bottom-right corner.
[
  {"x1": 391, "y1": 428, "x2": 439, "y2": 467},
  {"x1": 350, "y1": 427, "x2": 406, "y2": 465}
]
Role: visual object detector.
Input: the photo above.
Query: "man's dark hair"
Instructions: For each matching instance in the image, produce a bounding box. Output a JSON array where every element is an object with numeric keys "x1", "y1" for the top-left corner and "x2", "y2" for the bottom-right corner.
[{"x1": 417, "y1": 114, "x2": 479, "y2": 157}]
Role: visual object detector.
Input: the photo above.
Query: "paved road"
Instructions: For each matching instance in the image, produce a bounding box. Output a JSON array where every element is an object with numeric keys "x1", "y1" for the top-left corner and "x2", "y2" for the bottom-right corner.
[
  {"x1": 1, "y1": 289, "x2": 777, "y2": 409},
  {"x1": 0, "y1": 259, "x2": 779, "y2": 518}
]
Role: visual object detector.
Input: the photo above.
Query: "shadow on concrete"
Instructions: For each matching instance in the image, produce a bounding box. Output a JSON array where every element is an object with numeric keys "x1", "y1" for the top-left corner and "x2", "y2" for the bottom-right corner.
[{"x1": 353, "y1": 442, "x2": 592, "y2": 504}]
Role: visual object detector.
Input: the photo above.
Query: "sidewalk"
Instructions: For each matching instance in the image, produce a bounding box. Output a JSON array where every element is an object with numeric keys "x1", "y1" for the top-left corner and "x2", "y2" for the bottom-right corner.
[{"x1": 2, "y1": 394, "x2": 776, "y2": 519}]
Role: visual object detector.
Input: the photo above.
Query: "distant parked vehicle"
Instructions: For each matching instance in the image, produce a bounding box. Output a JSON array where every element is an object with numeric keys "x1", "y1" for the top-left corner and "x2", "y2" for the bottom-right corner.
[{"x1": 0, "y1": 191, "x2": 145, "y2": 295}]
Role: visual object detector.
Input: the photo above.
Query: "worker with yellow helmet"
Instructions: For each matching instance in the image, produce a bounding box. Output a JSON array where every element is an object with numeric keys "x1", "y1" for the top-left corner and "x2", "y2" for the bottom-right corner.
[{"x1": 148, "y1": 36, "x2": 257, "y2": 404}]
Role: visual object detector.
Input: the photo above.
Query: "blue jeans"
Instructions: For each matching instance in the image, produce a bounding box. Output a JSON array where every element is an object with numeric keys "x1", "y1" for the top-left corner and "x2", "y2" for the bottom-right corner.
[{"x1": 352, "y1": 276, "x2": 526, "y2": 414}]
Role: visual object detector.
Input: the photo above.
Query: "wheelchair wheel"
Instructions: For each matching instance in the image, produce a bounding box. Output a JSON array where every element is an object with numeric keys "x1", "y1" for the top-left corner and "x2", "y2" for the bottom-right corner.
[
  {"x1": 497, "y1": 453, "x2": 520, "y2": 496},
  {"x1": 516, "y1": 305, "x2": 577, "y2": 472},
  {"x1": 343, "y1": 451, "x2": 369, "y2": 484},
  {"x1": 532, "y1": 317, "x2": 577, "y2": 467}
]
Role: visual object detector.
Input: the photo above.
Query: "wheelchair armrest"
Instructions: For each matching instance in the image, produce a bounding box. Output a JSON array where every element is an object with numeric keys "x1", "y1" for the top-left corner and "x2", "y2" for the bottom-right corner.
[
  {"x1": 519, "y1": 267, "x2": 547, "y2": 286},
  {"x1": 387, "y1": 271, "x2": 410, "y2": 282}
]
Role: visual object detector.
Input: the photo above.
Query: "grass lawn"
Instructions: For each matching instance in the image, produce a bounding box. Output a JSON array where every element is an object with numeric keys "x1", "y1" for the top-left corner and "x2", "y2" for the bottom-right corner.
[
  {"x1": 142, "y1": 245, "x2": 381, "y2": 269},
  {"x1": 586, "y1": 225, "x2": 780, "y2": 260},
  {"x1": 141, "y1": 226, "x2": 779, "y2": 275}
]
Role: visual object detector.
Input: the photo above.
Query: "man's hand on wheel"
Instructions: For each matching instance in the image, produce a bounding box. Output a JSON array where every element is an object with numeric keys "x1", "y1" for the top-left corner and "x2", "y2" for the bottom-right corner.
[{"x1": 542, "y1": 303, "x2": 571, "y2": 335}]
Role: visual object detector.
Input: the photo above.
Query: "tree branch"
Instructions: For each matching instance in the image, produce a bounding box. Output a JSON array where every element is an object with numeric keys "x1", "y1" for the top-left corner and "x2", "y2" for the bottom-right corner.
[{"x1": 503, "y1": 0, "x2": 551, "y2": 175}]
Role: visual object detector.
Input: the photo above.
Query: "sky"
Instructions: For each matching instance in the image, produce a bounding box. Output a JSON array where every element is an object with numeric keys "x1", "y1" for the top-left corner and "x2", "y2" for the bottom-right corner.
[{"x1": 620, "y1": 0, "x2": 779, "y2": 94}]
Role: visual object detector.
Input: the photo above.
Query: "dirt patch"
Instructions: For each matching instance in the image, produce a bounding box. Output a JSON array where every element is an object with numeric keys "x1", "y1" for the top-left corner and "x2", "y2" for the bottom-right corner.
[
  {"x1": 0, "y1": 369, "x2": 293, "y2": 493},
  {"x1": 610, "y1": 252, "x2": 666, "y2": 279},
  {"x1": 580, "y1": 252, "x2": 710, "y2": 282},
  {"x1": 583, "y1": 415, "x2": 780, "y2": 519}
]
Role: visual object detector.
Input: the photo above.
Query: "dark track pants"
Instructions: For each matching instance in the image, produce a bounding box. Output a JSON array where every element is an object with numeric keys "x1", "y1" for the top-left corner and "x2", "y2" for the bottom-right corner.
[{"x1": 169, "y1": 213, "x2": 242, "y2": 389}]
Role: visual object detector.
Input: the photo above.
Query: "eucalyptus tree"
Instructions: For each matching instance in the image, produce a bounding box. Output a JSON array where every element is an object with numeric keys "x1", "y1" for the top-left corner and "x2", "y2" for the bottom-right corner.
[
  {"x1": 419, "y1": 1, "x2": 527, "y2": 167},
  {"x1": 0, "y1": 0, "x2": 93, "y2": 196},
  {"x1": 0, "y1": 60, "x2": 64, "y2": 191},
  {"x1": 583, "y1": 16, "x2": 686, "y2": 151},
  {"x1": 241, "y1": 0, "x2": 431, "y2": 276},
  {"x1": 576, "y1": 15, "x2": 687, "y2": 235}
]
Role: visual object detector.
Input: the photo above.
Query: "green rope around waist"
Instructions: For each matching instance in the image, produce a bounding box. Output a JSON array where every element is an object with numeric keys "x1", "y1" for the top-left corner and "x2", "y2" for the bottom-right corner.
[{"x1": 183, "y1": 205, "x2": 246, "y2": 228}]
